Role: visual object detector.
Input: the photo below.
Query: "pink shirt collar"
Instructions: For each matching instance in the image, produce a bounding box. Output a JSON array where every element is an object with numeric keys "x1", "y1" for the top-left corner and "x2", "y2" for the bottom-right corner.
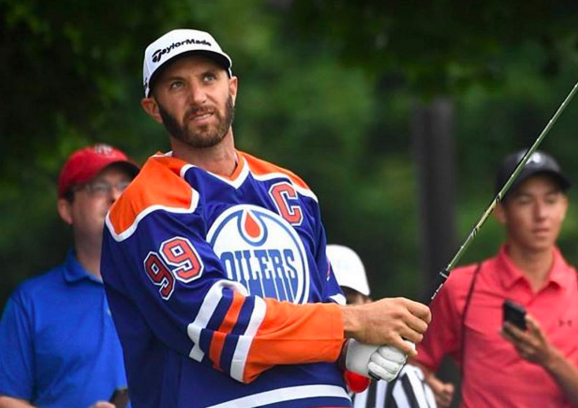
[{"x1": 496, "y1": 245, "x2": 570, "y2": 290}]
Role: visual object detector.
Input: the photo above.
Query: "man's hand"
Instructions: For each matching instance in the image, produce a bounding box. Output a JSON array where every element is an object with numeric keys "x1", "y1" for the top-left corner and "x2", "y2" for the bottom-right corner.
[
  {"x1": 367, "y1": 340, "x2": 414, "y2": 382},
  {"x1": 409, "y1": 362, "x2": 455, "y2": 408},
  {"x1": 343, "y1": 339, "x2": 379, "y2": 378},
  {"x1": 425, "y1": 372, "x2": 455, "y2": 408},
  {"x1": 501, "y1": 313, "x2": 578, "y2": 407},
  {"x1": 342, "y1": 339, "x2": 412, "y2": 382},
  {"x1": 501, "y1": 314, "x2": 555, "y2": 366},
  {"x1": 341, "y1": 297, "x2": 431, "y2": 355}
]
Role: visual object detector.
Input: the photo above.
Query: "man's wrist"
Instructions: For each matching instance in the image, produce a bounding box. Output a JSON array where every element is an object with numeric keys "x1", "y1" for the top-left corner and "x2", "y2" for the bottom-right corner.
[
  {"x1": 340, "y1": 305, "x2": 361, "y2": 339},
  {"x1": 338, "y1": 339, "x2": 349, "y2": 368},
  {"x1": 544, "y1": 347, "x2": 564, "y2": 373}
]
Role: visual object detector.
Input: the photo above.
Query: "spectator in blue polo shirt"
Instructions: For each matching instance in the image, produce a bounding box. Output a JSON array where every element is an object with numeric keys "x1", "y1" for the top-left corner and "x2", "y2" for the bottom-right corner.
[{"x1": 0, "y1": 144, "x2": 139, "y2": 408}]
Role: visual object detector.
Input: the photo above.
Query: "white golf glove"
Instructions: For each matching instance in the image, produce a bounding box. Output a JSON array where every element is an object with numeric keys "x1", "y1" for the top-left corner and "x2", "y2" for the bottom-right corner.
[
  {"x1": 368, "y1": 340, "x2": 415, "y2": 382},
  {"x1": 343, "y1": 339, "x2": 415, "y2": 382},
  {"x1": 343, "y1": 339, "x2": 378, "y2": 378}
]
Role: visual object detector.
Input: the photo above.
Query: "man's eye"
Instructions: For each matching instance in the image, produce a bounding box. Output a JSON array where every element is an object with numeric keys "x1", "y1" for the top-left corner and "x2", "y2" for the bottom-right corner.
[
  {"x1": 545, "y1": 196, "x2": 559, "y2": 205},
  {"x1": 203, "y1": 73, "x2": 216, "y2": 82},
  {"x1": 90, "y1": 182, "x2": 110, "y2": 193},
  {"x1": 117, "y1": 181, "x2": 131, "y2": 192},
  {"x1": 170, "y1": 81, "x2": 184, "y2": 89}
]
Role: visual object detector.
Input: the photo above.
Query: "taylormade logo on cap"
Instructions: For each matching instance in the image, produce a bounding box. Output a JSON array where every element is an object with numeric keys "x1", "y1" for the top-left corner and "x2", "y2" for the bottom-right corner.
[
  {"x1": 151, "y1": 38, "x2": 212, "y2": 63},
  {"x1": 143, "y1": 29, "x2": 232, "y2": 97}
]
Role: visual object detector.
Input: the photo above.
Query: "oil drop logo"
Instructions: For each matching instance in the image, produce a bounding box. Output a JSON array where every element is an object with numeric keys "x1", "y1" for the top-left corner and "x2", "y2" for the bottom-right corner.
[{"x1": 207, "y1": 205, "x2": 310, "y2": 303}]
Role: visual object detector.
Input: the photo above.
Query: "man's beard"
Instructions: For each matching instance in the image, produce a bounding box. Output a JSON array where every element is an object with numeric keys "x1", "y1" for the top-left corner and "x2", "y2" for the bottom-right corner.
[{"x1": 158, "y1": 95, "x2": 235, "y2": 149}]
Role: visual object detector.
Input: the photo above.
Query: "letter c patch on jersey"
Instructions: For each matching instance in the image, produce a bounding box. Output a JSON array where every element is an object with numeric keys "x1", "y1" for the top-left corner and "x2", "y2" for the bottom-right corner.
[
  {"x1": 144, "y1": 236, "x2": 204, "y2": 300},
  {"x1": 269, "y1": 182, "x2": 303, "y2": 226}
]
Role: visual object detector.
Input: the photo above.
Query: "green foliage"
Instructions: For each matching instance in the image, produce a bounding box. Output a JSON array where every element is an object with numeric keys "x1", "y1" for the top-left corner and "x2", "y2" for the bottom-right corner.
[
  {"x1": 289, "y1": 0, "x2": 578, "y2": 97},
  {"x1": 2, "y1": 0, "x2": 578, "y2": 314}
]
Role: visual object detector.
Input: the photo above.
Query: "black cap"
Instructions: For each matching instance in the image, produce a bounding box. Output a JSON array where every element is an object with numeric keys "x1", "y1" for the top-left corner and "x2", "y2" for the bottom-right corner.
[{"x1": 495, "y1": 149, "x2": 571, "y2": 198}]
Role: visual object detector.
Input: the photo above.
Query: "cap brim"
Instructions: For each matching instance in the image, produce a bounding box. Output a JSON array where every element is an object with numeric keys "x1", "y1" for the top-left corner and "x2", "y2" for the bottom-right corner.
[
  {"x1": 503, "y1": 170, "x2": 571, "y2": 199},
  {"x1": 104, "y1": 161, "x2": 140, "y2": 179}
]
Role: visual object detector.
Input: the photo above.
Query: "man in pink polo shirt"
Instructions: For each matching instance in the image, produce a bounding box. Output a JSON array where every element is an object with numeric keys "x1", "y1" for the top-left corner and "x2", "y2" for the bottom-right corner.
[{"x1": 413, "y1": 149, "x2": 578, "y2": 408}]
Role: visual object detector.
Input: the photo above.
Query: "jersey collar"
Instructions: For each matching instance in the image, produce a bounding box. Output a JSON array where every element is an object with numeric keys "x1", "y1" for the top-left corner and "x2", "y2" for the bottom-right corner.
[{"x1": 157, "y1": 150, "x2": 249, "y2": 188}]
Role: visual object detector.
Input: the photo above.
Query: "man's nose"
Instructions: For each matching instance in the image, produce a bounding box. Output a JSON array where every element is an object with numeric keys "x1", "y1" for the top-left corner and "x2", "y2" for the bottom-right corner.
[
  {"x1": 534, "y1": 202, "x2": 548, "y2": 219},
  {"x1": 188, "y1": 83, "x2": 207, "y2": 105},
  {"x1": 110, "y1": 185, "x2": 125, "y2": 202}
]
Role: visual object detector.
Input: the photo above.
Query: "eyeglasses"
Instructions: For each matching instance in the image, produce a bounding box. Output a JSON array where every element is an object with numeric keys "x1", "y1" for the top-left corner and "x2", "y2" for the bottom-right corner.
[{"x1": 75, "y1": 180, "x2": 132, "y2": 197}]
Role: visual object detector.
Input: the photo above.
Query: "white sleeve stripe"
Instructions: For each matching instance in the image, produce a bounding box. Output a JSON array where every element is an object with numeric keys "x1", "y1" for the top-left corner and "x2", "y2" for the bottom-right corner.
[
  {"x1": 229, "y1": 296, "x2": 267, "y2": 382},
  {"x1": 206, "y1": 384, "x2": 350, "y2": 408},
  {"x1": 187, "y1": 280, "x2": 248, "y2": 362}
]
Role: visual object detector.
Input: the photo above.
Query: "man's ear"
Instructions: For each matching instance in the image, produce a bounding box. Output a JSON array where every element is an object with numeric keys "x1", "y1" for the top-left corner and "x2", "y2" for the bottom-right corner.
[
  {"x1": 229, "y1": 76, "x2": 238, "y2": 106},
  {"x1": 57, "y1": 198, "x2": 73, "y2": 226},
  {"x1": 560, "y1": 195, "x2": 569, "y2": 221},
  {"x1": 141, "y1": 97, "x2": 163, "y2": 124}
]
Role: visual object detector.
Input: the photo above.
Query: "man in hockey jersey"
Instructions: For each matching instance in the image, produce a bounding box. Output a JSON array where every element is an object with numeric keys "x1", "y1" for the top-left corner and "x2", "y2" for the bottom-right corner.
[{"x1": 101, "y1": 28, "x2": 431, "y2": 408}]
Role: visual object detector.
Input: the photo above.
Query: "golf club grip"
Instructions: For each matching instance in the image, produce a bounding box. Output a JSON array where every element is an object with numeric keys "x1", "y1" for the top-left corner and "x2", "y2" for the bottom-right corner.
[{"x1": 427, "y1": 271, "x2": 449, "y2": 304}]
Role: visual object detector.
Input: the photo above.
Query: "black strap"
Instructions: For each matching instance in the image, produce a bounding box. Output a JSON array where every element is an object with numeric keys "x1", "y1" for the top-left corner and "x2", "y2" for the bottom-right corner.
[{"x1": 460, "y1": 262, "x2": 483, "y2": 378}]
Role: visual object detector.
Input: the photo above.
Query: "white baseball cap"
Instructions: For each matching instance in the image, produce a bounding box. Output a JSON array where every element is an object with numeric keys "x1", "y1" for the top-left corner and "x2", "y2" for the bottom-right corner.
[
  {"x1": 326, "y1": 244, "x2": 371, "y2": 296},
  {"x1": 142, "y1": 28, "x2": 233, "y2": 97}
]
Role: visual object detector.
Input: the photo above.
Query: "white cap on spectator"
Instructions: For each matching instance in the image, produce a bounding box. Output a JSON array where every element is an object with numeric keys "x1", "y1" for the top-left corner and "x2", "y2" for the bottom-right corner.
[{"x1": 326, "y1": 244, "x2": 370, "y2": 296}]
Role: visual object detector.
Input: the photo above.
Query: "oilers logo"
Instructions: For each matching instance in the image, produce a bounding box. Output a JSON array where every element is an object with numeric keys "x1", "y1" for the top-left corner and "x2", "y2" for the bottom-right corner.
[{"x1": 207, "y1": 205, "x2": 310, "y2": 304}]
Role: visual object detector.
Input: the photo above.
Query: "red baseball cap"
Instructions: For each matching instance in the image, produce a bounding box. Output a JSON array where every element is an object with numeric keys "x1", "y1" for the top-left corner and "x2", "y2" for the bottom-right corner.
[{"x1": 58, "y1": 144, "x2": 139, "y2": 198}]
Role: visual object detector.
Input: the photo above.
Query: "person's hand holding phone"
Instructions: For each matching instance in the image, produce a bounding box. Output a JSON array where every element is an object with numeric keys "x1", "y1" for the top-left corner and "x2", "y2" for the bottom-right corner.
[
  {"x1": 501, "y1": 303, "x2": 557, "y2": 367},
  {"x1": 502, "y1": 300, "x2": 527, "y2": 330}
]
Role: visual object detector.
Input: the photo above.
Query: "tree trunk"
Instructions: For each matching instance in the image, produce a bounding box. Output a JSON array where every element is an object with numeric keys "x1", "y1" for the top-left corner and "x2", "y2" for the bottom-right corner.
[{"x1": 411, "y1": 97, "x2": 461, "y2": 407}]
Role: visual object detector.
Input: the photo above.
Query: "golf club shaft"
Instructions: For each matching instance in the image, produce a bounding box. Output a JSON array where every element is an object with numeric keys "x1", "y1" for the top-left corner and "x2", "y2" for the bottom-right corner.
[{"x1": 429, "y1": 79, "x2": 578, "y2": 303}]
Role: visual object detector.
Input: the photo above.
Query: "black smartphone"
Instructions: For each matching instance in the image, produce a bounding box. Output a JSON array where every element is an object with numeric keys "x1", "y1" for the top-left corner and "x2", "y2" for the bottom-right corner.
[
  {"x1": 502, "y1": 300, "x2": 526, "y2": 330},
  {"x1": 109, "y1": 387, "x2": 130, "y2": 408}
]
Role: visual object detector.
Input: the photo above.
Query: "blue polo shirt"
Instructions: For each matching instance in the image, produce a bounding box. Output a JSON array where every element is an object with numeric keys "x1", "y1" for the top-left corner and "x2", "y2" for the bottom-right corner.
[{"x1": 0, "y1": 250, "x2": 128, "y2": 407}]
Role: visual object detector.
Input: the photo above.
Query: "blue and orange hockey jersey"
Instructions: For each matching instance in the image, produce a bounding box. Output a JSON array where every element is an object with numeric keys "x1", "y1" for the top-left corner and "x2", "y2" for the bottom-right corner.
[{"x1": 101, "y1": 151, "x2": 352, "y2": 408}]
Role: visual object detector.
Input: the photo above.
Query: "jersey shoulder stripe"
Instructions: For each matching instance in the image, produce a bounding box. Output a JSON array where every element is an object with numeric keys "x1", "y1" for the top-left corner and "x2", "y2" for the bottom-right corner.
[
  {"x1": 106, "y1": 153, "x2": 198, "y2": 241},
  {"x1": 239, "y1": 151, "x2": 318, "y2": 202},
  {"x1": 106, "y1": 151, "x2": 317, "y2": 241}
]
